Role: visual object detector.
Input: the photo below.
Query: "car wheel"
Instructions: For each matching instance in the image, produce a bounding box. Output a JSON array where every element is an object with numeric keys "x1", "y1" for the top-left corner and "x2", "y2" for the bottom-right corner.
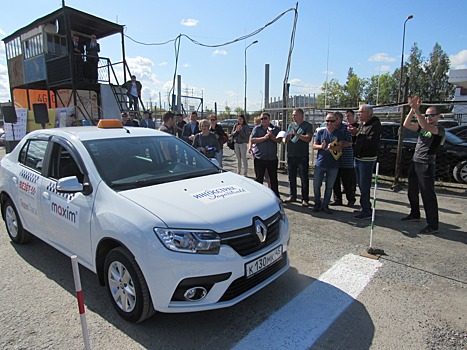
[
  {"x1": 453, "y1": 160, "x2": 467, "y2": 184},
  {"x1": 3, "y1": 199, "x2": 31, "y2": 244},
  {"x1": 104, "y1": 247, "x2": 155, "y2": 322}
]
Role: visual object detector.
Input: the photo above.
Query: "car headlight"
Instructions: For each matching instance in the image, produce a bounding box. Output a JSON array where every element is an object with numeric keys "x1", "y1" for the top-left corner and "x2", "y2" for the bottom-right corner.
[{"x1": 154, "y1": 228, "x2": 220, "y2": 254}]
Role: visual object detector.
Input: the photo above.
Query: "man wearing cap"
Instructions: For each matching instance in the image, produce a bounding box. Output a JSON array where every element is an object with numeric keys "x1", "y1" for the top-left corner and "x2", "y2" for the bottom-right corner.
[{"x1": 122, "y1": 75, "x2": 142, "y2": 111}]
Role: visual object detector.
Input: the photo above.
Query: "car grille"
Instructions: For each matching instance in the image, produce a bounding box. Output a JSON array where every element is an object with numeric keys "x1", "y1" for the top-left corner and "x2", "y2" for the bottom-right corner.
[
  {"x1": 218, "y1": 212, "x2": 281, "y2": 257},
  {"x1": 219, "y1": 252, "x2": 287, "y2": 302}
]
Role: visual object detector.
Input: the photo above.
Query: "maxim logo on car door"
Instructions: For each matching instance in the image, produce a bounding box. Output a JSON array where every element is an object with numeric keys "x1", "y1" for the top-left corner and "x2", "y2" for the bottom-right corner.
[{"x1": 50, "y1": 194, "x2": 80, "y2": 227}]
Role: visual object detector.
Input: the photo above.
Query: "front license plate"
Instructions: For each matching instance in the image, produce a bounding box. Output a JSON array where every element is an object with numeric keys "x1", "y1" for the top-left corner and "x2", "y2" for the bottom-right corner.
[{"x1": 245, "y1": 245, "x2": 283, "y2": 278}]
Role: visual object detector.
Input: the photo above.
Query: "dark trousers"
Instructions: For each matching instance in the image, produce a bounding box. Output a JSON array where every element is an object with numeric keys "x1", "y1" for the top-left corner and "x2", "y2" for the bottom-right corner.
[
  {"x1": 287, "y1": 156, "x2": 309, "y2": 201},
  {"x1": 407, "y1": 161, "x2": 439, "y2": 229},
  {"x1": 128, "y1": 95, "x2": 139, "y2": 110},
  {"x1": 333, "y1": 167, "x2": 356, "y2": 202},
  {"x1": 254, "y1": 158, "x2": 279, "y2": 198}
]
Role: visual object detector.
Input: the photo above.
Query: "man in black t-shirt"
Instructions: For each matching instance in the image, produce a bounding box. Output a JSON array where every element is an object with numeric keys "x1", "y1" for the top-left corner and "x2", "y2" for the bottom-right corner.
[{"x1": 402, "y1": 96, "x2": 445, "y2": 234}]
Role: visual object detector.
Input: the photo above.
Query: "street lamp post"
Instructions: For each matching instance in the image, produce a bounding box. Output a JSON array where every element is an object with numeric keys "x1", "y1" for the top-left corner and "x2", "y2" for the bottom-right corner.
[
  {"x1": 393, "y1": 15, "x2": 413, "y2": 191},
  {"x1": 398, "y1": 15, "x2": 413, "y2": 103},
  {"x1": 244, "y1": 40, "x2": 258, "y2": 116}
]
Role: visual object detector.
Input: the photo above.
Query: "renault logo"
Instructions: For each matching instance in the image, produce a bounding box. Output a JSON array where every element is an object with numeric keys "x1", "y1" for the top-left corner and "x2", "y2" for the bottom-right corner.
[{"x1": 254, "y1": 219, "x2": 268, "y2": 243}]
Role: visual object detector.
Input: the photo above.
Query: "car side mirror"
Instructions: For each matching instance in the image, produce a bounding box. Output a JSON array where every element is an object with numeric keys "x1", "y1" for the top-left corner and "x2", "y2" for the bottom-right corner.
[{"x1": 57, "y1": 175, "x2": 93, "y2": 195}]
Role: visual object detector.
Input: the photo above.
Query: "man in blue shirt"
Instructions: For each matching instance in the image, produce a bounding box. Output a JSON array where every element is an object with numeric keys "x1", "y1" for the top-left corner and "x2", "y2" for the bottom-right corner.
[
  {"x1": 312, "y1": 113, "x2": 344, "y2": 214},
  {"x1": 251, "y1": 112, "x2": 283, "y2": 198}
]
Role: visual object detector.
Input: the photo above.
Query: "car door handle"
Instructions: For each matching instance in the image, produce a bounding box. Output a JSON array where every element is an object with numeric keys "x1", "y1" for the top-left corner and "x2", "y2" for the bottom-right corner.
[
  {"x1": 12, "y1": 176, "x2": 18, "y2": 186},
  {"x1": 42, "y1": 192, "x2": 50, "y2": 201}
]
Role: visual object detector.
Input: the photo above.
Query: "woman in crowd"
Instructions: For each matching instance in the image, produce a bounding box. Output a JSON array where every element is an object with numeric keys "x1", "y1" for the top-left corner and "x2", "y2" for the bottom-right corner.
[
  {"x1": 209, "y1": 114, "x2": 228, "y2": 167},
  {"x1": 193, "y1": 119, "x2": 220, "y2": 159},
  {"x1": 231, "y1": 114, "x2": 250, "y2": 176}
]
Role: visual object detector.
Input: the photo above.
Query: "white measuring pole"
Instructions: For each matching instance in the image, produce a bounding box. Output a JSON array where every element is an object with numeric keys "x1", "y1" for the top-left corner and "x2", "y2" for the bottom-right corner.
[
  {"x1": 369, "y1": 162, "x2": 380, "y2": 248},
  {"x1": 71, "y1": 255, "x2": 91, "y2": 350}
]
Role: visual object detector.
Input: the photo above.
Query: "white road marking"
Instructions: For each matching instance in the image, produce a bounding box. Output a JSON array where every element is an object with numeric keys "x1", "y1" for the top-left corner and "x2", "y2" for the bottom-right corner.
[{"x1": 233, "y1": 254, "x2": 382, "y2": 350}]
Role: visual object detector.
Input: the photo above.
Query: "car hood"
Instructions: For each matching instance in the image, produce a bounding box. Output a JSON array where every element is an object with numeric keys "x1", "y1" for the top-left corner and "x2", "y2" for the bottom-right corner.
[{"x1": 119, "y1": 172, "x2": 279, "y2": 231}]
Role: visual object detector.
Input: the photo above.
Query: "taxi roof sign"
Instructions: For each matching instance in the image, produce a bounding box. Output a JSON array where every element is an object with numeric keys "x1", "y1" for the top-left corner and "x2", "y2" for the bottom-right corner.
[{"x1": 98, "y1": 119, "x2": 123, "y2": 129}]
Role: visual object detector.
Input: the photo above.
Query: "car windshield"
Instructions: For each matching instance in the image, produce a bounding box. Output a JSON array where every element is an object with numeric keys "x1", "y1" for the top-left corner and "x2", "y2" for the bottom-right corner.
[{"x1": 83, "y1": 135, "x2": 220, "y2": 189}]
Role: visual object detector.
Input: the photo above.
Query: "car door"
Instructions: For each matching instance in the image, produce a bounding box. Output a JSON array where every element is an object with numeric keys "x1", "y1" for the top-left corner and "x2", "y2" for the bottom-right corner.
[
  {"x1": 39, "y1": 141, "x2": 94, "y2": 265},
  {"x1": 12, "y1": 139, "x2": 49, "y2": 237}
]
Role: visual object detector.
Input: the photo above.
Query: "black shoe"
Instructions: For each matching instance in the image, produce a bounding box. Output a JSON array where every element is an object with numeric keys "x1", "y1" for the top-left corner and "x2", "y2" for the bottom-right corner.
[
  {"x1": 330, "y1": 200, "x2": 342, "y2": 206},
  {"x1": 353, "y1": 208, "x2": 362, "y2": 213},
  {"x1": 312, "y1": 205, "x2": 321, "y2": 212},
  {"x1": 347, "y1": 200, "x2": 356, "y2": 207},
  {"x1": 419, "y1": 226, "x2": 438, "y2": 234},
  {"x1": 401, "y1": 214, "x2": 420, "y2": 222},
  {"x1": 353, "y1": 212, "x2": 372, "y2": 220},
  {"x1": 322, "y1": 206, "x2": 332, "y2": 214}
]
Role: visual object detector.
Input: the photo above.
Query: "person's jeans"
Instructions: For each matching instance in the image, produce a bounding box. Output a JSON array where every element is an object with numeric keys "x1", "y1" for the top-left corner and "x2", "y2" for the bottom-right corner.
[
  {"x1": 215, "y1": 149, "x2": 224, "y2": 168},
  {"x1": 287, "y1": 156, "x2": 309, "y2": 201},
  {"x1": 313, "y1": 166, "x2": 339, "y2": 207},
  {"x1": 407, "y1": 161, "x2": 439, "y2": 229},
  {"x1": 128, "y1": 94, "x2": 139, "y2": 110},
  {"x1": 234, "y1": 142, "x2": 248, "y2": 176},
  {"x1": 354, "y1": 159, "x2": 376, "y2": 215}
]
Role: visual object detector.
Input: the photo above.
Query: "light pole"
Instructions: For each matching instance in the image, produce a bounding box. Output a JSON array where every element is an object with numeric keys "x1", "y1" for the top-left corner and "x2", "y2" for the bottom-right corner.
[
  {"x1": 260, "y1": 90, "x2": 263, "y2": 111},
  {"x1": 244, "y1": 40, "x2": 258, "y2": 116},
  {"x1": 398, "y1": 15, "x2": 413, "y2": 103}
]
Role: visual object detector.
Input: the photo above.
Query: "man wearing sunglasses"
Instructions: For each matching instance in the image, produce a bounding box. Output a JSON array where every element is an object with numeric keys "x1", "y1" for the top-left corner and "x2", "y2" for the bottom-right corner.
[
  {"x1": 402, "y1": 96, "x2": 445, "y2": 234},
  {"x1": 312, "y1": 113, "x2": 344, "y2": 214},
  {"x1": 250, "y1": 112, "x2": 283, "y2": 198}
]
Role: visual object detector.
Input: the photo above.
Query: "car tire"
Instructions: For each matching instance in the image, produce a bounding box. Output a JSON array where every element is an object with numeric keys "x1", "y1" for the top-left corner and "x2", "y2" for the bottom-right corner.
[
  {"x1": 453, "y1": 160, "x2": 467, "y2": 184},
  {"x1": 104, "y1": 247, "x2": 155, "y2": 323},
  {"x1": 3, "y1": 199, "x2": 31, "y2": 244}
]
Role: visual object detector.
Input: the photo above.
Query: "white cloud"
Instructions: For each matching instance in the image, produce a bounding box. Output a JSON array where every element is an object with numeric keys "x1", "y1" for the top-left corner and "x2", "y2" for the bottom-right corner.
[
  {"x1": 0, "y1": 28, "x2": 5, "y2": 36},
  {"x1": 183, "y1": 63, "x2": 190, "y2": 68},
  {"x1": 374, "y1": 65, "x2": 391, "y2": 73},
  {"x1": 289, "y1": 78, "x2": 301, "y2": 85},
  {"x1": 368, "y1": 53, "x2": 397, "y2": 63},
  {"x1": 227, "y1": 90, "x2": 237, "y2": 97},
  {"x1": 158, "y1": 61, "x2": 168, "y2": 66},
  {"x1": 181, "y1": 19, "x2": 199, "y2": 27},
  {"x1": 213, "y1": 49, "x2": 227, "y2": 56},
  {"x1": 0, "y1": 63, "x2": 10, "y2": 101},
  {"x1": 450, "y1": 49, "x2": 467, "y2": 69},
  {"x1": 322, "y1": 70, "x2": 334, "y2": 75}
]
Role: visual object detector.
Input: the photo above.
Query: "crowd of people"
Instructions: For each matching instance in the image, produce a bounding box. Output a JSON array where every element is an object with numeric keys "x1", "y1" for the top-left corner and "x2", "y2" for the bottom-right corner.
[{"x1": 114, "y1": 100, "x2": 443, "y2": 235}]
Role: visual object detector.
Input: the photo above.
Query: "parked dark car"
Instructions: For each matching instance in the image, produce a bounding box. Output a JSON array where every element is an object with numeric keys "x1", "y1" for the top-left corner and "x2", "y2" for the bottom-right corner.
[
  {"x1": 378, "y1": 122, "x2": 467, "y2": 184},
  {"x1": 219, "y1": 118, "x2": 254, "y2": 134},
  {"x1": 0, "y1": 129, "x2": 4, "y2": 147},
  {"x1": 447, "y1": 125, "x2": 467, "y2": 142}
]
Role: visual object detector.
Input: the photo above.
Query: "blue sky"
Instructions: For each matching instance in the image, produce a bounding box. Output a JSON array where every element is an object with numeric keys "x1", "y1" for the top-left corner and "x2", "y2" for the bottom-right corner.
[{"x1": 1, "y1": 0, "x2": 466, "y2": 112}]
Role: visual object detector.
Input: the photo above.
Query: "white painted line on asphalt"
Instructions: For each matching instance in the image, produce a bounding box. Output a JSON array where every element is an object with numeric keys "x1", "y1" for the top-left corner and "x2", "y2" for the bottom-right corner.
[{"x1": 233, "y1": 254, "x2": 382, "y2": 350}]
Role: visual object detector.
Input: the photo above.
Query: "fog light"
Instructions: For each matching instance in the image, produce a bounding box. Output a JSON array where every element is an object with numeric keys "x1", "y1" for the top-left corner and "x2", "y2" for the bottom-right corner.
[{"x1": 184, "y1": 287, "x2": 208, "y2": 301}]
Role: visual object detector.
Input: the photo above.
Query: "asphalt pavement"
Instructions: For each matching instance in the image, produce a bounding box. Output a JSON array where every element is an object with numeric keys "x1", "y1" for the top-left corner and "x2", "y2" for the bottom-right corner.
[{"x1": 0, "y1": 144, "x2": 466, "y2": 349}]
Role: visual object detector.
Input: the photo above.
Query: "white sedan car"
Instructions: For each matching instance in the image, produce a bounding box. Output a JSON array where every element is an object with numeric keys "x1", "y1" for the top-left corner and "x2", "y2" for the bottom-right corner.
[{"x1": 0, "y1": 120, "x2": 289, "y2": 322}]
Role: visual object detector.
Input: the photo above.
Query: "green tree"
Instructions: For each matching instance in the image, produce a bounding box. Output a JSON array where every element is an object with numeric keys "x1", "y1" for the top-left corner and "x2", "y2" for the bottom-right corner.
[
  {"x1": 234, "y1": 107, "x2": 243, "y2": 116},
  {"x1": 423, "y1": 43, "x2": 455, "y2": 107},
  {"x1": 317, "y1": 78, "x2": 344, "y2": 108},
  {"x1": 405, "y1": 43, "x2": 426, "y2": 101}
]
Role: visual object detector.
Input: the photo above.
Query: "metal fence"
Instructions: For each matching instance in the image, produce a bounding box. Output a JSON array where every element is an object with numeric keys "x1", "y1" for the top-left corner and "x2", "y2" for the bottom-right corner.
[{"x1": 262, "y1": 104, "x2": 467, "y2": 188}]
